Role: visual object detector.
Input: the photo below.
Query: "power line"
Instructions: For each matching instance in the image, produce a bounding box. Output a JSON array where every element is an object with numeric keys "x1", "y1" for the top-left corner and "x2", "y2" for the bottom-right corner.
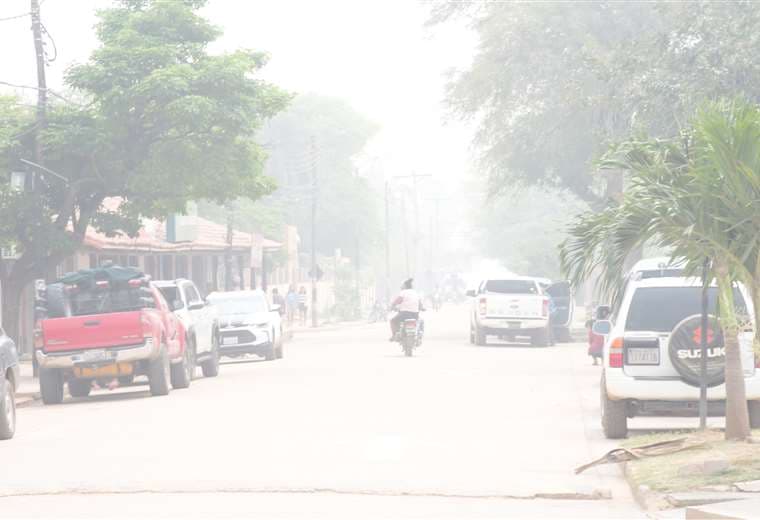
[{"x1": 0, "y1": 11, "x2": 30, "y2": 22}]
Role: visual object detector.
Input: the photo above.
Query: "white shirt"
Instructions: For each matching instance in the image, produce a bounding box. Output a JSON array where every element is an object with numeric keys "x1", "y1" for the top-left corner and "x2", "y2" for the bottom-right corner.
[{"x1": 398, "y1": 289, "x2": 421, "y2": 313}]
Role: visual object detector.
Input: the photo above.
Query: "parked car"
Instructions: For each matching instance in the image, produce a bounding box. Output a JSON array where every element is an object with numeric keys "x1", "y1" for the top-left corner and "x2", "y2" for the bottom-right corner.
[
  {"x1": 155, "y1": 279, "x2": 220, "y2": 378},
  {"x1": 35, "y1": 266, "x2": 189, "y2": 404},
  {"x1": 0, "y1": 328, "x2": 19, "y2": 440},
  {"x1": 207, "y1": 290, "x2": 284, "y2": 361},
  {"x1": 594, "y1": 258, "x2": 760, "y2": 438},
  {"x1": 467, "y1": 277, "x2": 553, "y2": 347}
]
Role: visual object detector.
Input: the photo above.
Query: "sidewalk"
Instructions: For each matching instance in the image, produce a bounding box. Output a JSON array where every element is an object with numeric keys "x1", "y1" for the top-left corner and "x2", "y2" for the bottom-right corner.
[{"x1": 14, "y1": 359, "x2": 38, "y2": 407}]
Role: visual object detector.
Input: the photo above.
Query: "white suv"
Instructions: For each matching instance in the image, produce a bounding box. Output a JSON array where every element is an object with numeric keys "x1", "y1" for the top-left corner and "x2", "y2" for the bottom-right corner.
[
  {"x1": 595, "y1": 261, "x2": 760, "y2": 438},
  {"x1": 155, "y1": 279, "x2": 220, "y2": 378}
]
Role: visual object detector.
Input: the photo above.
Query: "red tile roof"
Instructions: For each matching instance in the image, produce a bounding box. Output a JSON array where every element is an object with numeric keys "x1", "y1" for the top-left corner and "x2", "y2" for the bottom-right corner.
[{"x1": 83, "y1": 204, "x2": 281, "y2": 253}]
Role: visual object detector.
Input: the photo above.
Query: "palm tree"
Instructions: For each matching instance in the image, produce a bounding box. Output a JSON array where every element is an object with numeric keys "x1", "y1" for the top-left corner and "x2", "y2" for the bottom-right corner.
[{"x1": 560, "y1": 99, "x2": 760, "y2": 440}]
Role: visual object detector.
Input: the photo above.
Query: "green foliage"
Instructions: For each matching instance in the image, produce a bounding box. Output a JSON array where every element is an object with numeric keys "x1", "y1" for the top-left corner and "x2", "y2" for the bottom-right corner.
[
  {"x1": 560, "y1": 98, "x2": 760, "y2": 329},
  {"x1": 0, "y1": 0, "x2": 288, "y2": 279},
  {"x1": 202, "y1": 93, "x2": 380, "y2": 255},
  {"x1": 434, "y1": 1, "x2": 760, "y2": 202},
  {"x1": 473, "y1": 188, "x2": 586, "y2": 279},
  {"x1": 331, "y1": 264, "x2": 361, "y2": 321}
]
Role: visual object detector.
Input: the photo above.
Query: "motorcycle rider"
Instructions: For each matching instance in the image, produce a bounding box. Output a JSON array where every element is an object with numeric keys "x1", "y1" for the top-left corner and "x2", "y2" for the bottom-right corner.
[{"x1": 389, "y1": 278, "x2": 422, "y2": 341}]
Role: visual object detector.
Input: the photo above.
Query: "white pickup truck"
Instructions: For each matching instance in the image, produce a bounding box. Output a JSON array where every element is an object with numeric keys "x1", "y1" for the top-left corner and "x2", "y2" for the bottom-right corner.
[{"x1": 468, "y1": 277, "x2": 552, "y2": 347}]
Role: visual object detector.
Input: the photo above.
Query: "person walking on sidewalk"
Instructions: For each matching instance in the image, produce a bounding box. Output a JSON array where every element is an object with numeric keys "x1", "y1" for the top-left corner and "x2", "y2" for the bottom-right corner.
[
  {"x1": 297, "y1": 286, "x2": 308, "y2": 325},
  {"x1": 286, "y1": 286, "x2": 297, "y2": 325},
  {"x1": 271, "y1": 288, "x2": 285, "y2": 316}
]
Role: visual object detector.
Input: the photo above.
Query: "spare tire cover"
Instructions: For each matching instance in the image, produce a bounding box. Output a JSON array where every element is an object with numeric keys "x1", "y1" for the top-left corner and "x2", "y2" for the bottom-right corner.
[{"x1": 668, "y1": 314, "x2": 725, "y2": 387}]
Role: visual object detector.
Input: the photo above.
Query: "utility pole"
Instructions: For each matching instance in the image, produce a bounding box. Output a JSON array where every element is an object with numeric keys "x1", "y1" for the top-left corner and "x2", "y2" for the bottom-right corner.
[
  {"x1": 310, "y1": 136, "x2": 318, "y2": 328},
  {"x1": 393, "y1": 174, "x2": 431, "y2": 279},
  {"x1": 30, "y1": 0, "x2": 47, "y2": 192}
]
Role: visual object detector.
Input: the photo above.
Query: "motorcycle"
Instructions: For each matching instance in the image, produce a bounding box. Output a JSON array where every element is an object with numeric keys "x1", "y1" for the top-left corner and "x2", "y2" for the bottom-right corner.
[{"x1": 395, "y1": 316, "x2": 424, "y2": 357}]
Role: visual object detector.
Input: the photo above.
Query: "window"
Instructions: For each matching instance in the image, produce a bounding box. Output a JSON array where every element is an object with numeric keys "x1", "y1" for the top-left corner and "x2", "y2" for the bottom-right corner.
[
  {"x1": 183, "y1": 283, "x2": 201, "y2": 304},
  {"x1": 176, "y1": 255, "x2": 189, "y2": 279},
  {"x1": 625, "y1": 286, "x2": 748, "y2": 333},
  {"x1": 161, "y1": 256, "x2": 173, "y2": 279},
  {"x1": 482, "y1": 280, "x2": 539, "y2": 295}
]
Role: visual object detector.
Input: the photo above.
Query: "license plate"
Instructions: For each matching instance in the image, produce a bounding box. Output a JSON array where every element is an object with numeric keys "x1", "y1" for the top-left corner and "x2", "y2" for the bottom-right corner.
[
  {"x1": 223, "y1": 337, "x2": 238, "y2": 345},
  {"x1": 507, "y1": 321, "x2": 520, "y2": 329},
  {"x1": 81, "y1": 349, "x2": 107, "y2": 362},
  {"x1": 626, "y1": 347, "x2": 660, "y2": 365}
]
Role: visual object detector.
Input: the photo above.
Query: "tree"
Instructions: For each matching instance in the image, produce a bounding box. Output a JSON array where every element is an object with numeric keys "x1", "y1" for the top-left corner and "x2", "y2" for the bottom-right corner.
[
  {"x1": 205, "y1": 94, "x2": 380, "y2": 259},
  {"x1": 472, "y1": 187, "x2": 586, "y2": 279},
  {"x1": 560, "y1": 99, "x2": 760, "y2": 440},
  {"x1": 431, "y1": 1, "x2": 760, "y2": 203},
  {"x1": 0, "y1": 0, "x2": 289, "y2": 340}
]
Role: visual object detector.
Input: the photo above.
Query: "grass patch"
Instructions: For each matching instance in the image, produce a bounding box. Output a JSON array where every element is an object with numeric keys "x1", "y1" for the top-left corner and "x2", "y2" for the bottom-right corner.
[{"x1": 623, "y1": 429, "x2": 760, "y2": 493}]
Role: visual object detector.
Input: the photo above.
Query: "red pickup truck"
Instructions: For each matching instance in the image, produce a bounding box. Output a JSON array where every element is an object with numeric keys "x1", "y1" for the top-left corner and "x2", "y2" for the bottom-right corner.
[{"x1": 35, "y1": 266, "x2": 191, "y2": 404}]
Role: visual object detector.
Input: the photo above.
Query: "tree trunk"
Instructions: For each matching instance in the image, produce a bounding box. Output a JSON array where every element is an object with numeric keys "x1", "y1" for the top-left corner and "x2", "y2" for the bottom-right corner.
[{"x1": 715, "y1": 265, "x2": 751, "y2": 440}]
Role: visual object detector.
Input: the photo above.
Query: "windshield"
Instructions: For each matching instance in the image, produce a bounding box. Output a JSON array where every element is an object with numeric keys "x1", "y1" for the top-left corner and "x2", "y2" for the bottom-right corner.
[
  {"x1": 157, "y1": 286, "x2": 182, "y2": 309},
  {"x1": 483, "y1": 280, "x2": 539, "y2": 294},
  {"x1": 70, "y1": 287, "x2": 150, "y2": 316},
  {"x1": 209, "y1": 295, "x2": 268, "y2": 315},
  {"x1": 625, "y1": 286, "x2": 748, "y2": 333}
]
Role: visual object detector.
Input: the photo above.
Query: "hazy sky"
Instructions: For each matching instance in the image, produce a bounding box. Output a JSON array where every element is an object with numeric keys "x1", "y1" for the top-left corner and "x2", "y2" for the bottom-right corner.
[{"x1": 0, "y1": 0, "x2": 475, "y2": 192}]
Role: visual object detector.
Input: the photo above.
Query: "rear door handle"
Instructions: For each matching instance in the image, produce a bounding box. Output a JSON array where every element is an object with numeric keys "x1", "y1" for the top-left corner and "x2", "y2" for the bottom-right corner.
[{"x1": 84, "y1": 320, "x2": 100, "y2": 327}]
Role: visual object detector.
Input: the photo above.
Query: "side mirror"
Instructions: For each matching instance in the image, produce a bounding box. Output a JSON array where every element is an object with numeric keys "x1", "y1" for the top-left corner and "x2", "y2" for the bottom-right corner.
[
  {"x1": 592, "y1": 320, "x2": 612, "y2": 336},
  {"x1": 271, "y1": 304, "x2": 281, "y2": 312},
  {"x1": 465, "y1": 289, "x2": 476, "y2": 298},
  {"x1": 188, "y1": 301, "x2": 205, "y2": 311}
]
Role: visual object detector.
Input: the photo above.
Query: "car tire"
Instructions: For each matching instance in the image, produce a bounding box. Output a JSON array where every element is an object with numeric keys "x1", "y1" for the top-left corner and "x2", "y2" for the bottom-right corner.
[
  {"x1": 118, "y1": 374, "x2": 135, "y2": 386},
  {"x1": 170, "y1": 340, "x2": 193, "y2": 390},
  {"x1": 749, "y1": 401, "x2": 760, "y2": 429},
  {"x1": 265, "y1": 344, "x2": 276, "y2": 361},
  {"x1": 0, "y1": 373, "x2": 16, "y2": 440},
  {"x1": 148, "y1": 344, "x2": 171, "y2": 396},
  {"x1": 475, "y1": 325, "x2": 486, "y2": 346},
  {"x1": 531, "y1": 327, "x2": 550, "y2": 347},
  {"x1": 40, "y1": 367, "x2": 64, "y2": 405},
  {"x1": 601, "y1": 373, "x2": 628, "y2": 439},
  {"x1": 201, "y1": 335, "x2": 220, "y2": 378},
  {"x1": 276, "y1": 333, "x2": 284, "y2": 359},
  {"x1": 68, "y1": 379, "x2": 92, "y2": 398}
]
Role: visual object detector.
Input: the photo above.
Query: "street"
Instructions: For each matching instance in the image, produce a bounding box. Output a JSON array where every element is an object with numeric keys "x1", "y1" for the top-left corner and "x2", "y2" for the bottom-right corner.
[{"x1": 1, "y1": 306, "x2": 642, "y2": 519}]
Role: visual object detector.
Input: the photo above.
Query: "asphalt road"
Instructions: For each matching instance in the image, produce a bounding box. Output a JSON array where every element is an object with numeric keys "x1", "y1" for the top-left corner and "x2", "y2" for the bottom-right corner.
[{"x1": 1, "y1": 305, "x2": 644, "y2": 519}]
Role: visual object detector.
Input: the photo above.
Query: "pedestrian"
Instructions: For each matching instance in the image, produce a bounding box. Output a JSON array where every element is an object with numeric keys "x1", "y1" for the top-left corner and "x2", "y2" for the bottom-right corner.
[
  {"x1": 587, "y1": 306, "x2": 610, "y2": 365},
  {"x1": 286, "y1": 285, "x2": 298, "y2": 324},
  {"x1": 271, "y1": 287, "x2": 286, "y2": 316},
  {"x1": 298, "y1": 286, "x2": 308, "y2": 325}
]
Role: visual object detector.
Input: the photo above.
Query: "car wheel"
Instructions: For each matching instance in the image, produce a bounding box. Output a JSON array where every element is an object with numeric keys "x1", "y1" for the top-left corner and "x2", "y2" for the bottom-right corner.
[
  {"x1": 601, "y1": 373, "x2": 628, "y2": 439},
  {"x1": 475, "y1": 325, "x2": 486, "y2": 346},
  {"x1": 749, "y1": 401, "x2": 760, "y2": 429},
  {"x1": 201, "y1": 335, "x2": 220, "y2": 377},
  {"x1": 40, "y1": 367, "x2": 64, "y2": 405},
  {"x1": 531, "y1": 327, "x2": 550, "y2": 347},
  {"x1": 148, "y1": 344, "x2": 171, "y2": 396},
  {"x1": 68, "y1": 379, "x2": 92, "y2": 398},
  {"x1": 118, "y1": 374, "x2": 135, "y2": 386},
  {"x1": 170, "y1": 340, "x2": 193, "y2": 390},
  {"x1": 0, "y1": 373, "x2": 16, "y2": 440},
  {"x1": 276, "y1": 332, "x2": 284, "y2": 359}
]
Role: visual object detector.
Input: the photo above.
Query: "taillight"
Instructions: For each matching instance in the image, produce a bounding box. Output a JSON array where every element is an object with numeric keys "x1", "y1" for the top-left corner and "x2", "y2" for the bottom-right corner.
[
  {"x1": 479, "y1": 298, "x2": 487, "y2": 316},
  {"x1": 542, "y1": 298, "x2": 550, "y2": 317},
  {"x1": 609, "y1": 337, "x2": 623, "y2": 368}
]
